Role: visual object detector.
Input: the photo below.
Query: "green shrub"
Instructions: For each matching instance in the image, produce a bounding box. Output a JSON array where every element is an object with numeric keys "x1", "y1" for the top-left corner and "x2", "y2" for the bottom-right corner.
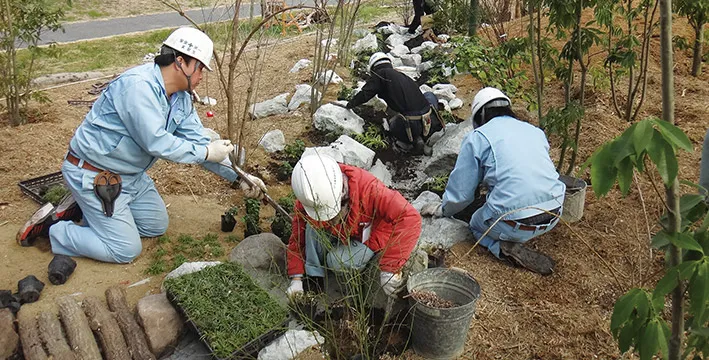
[{"x1": 354, "y1": 125, "x2": 389, "y2": 151}]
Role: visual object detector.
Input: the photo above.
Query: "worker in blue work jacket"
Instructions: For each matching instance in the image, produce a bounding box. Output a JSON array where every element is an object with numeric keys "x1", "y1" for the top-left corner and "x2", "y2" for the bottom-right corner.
[
  {"x1": 17, "y1": 27, "x2": 266, "y2": 263},
  {"x1": 420, "y1": 87, "x2": 566, "y2": 275}
]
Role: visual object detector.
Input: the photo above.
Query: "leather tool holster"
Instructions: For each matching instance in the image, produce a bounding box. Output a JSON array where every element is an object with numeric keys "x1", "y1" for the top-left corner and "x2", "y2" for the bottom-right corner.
[{"x1": 93, "y1": 170, "x2": 122, "y2": 217}]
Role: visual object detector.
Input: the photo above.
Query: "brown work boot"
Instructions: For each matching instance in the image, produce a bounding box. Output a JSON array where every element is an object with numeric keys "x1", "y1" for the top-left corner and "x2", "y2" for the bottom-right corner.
[
  {"x1": 16, "y1": 194, "x2": 81, "y2": 247},
  {"x1": 499, "y1": 242, "x2": 555, "y2": 276}
]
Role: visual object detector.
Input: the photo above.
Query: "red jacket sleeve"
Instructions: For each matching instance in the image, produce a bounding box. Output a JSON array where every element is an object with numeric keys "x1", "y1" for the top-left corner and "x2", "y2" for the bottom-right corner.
[
  {"x1": 365, "y1": 180, "x2": 422, "y2": 273},
  {"x1": 286, "y1": 202, "x2": 308, "y2": 276}
]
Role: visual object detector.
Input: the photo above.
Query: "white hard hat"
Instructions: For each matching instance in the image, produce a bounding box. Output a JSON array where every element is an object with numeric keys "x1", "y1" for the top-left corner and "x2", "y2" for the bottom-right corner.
[
  {"x1": 470, "y1": 87, "x2": 511, "y2": 123},
  {"x1": 163, "y1": 27, "x2": 214, "y2": 71},
  {"x1": 368, "y1": 52, "x2": 392, "y2": 73},
  {"x1": 292, "y1": 154, "x2": 344, "y2": 221}
]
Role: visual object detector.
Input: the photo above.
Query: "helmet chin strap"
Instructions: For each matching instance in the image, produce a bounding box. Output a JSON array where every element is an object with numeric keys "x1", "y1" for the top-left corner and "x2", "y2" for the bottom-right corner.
[{"x1": 175, "y1": 59, "x2": 199, "y2": 114}]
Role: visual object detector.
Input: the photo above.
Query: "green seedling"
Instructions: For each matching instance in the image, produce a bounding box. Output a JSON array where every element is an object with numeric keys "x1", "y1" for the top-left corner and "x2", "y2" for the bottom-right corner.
[
  {"x1": 177, "y1": 234, "x2": 195, "y2": 245},
  {"x1": 354, "y1": 125, "x2": 388, "y2": 151},
  {"x1": 225, "y1": 206, "x2": 239, "y2": 217},
  {"x1": 209, "y1": 244, "x2": 225, "y2": 258},
  {"x1": 244, "y1": 198, "x2": 262, "y2": 237},
  {"x1": 282, "y1": 139, "x2": 306, "y2": 166},
  {"x1": 42, "y1": 185, "x2": 70, "y2": 205},
  {"x1": 337, "y1": 83, "x2": 355, "y2": 102},
  {"x1": 425, "y1": 175, "x2": 449, "y2": 193},
  {"x1": 145, "y1": 258, "x2": 166, "y2": 275},
  {"x1": 155, "y1": 247, "x2": 167, "y2": 258},
  {"x1": 172, "y1": 254, "x2": 187, "y2": 270},
  {"x1": 164, "y1": 263, "x2": 288, "y2": 358},
  {"x1": 157, "y1": 235, "x2": 171, "y2": 245},
  {"x1": 202, "y1": 233, "x2": 219, "y2": 246}
]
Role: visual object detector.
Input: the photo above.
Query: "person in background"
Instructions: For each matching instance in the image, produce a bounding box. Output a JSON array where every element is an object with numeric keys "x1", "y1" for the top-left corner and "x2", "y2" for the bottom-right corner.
[
  {"x1": 285, "y1": 153, "x2": 422, "y2": 298},
  {"x1": 346, "y1": 52, "x2": 445, "y2": 155},
  {"x1": 421, "y1": 87, "x2": 565, "y2": 275},
  {"x1": 17, "y1": 27, "x2": 266, "y2": 263}
]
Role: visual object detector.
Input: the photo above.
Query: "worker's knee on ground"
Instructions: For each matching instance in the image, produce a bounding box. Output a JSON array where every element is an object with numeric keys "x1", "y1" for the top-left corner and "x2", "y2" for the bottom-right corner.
[
  {"x1": 112, "y1": 242, "x2": 143, "y2": 264},
  {"x1": 136, "y1": 214, "x2": 169, "y2": 237}
]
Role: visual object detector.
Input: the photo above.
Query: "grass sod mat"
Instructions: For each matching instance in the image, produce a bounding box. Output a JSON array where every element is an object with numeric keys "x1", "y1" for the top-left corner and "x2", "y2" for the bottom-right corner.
[{"x1": 164, "y1": 263, "x2": 288, "y2": 358}]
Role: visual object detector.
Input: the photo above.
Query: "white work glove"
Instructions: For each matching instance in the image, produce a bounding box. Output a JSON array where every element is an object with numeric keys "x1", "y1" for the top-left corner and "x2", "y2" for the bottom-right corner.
[
  {"x1": 239, "y1": 174, "x2": 267, "y2": 199},
  {"x1": 286, "y1": 279, "x2": 304, "y2": 297},
  {"x1": 205, "y1": 140, "x2": 234, "y2": 163},
  {"x1": 380, "y1": 271, "x2": 403, "y2": 297},
  {"x1": 420, "y1": 203, "x2": 443, "y2": 218}
]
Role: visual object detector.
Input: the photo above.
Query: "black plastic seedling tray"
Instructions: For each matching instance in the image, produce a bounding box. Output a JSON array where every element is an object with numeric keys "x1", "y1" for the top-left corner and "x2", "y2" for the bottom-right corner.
[
  {"x1": 18, "y1": 171, "x2": 65, "y2": 204},
  {"x1": 166, "y1": 290, "x2": 289, "y2": 360}
]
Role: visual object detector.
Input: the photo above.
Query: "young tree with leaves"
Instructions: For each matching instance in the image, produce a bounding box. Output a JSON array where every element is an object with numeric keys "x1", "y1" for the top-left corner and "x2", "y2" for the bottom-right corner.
[
  {"x1": 675, "y1": 0, "x2": 708, "y2": 76},
  {"x1": 0, "y1": 0, "x2": 65, "y2": 125}
]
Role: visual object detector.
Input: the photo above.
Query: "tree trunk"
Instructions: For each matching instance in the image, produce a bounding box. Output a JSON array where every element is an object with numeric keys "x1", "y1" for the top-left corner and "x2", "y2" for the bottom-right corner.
[
  {"x1": 659, "y1": 0, "x2": 683, "y2": 359},
  {"x1": 38, "y1": 312, "x2": 76, "y2": 360},
  {"x1": 57, "y1": 296, "x2": 102, "y2": 360},
  {"x1": 691, "y1": 20, "x2": 704, "y2": 76},
  {"x1": 82, "y1": 296, "x2": 130, "y2": 360},
  {"x1": 468, "y1": 0, "x2": 479, "y2": 36},
  {"x1": 528, "y1": 0, "x2": 543, "y2": 125},
  {"x1": 105, "y1": 286, "x2": 156, "y2": 360},
  {"x1": 18, "y1": 316, "x2": 48, "y2": 360}
]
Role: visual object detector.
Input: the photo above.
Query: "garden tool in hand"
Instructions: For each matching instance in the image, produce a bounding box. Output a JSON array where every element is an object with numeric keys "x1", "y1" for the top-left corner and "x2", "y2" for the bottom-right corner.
[
  {"x1": 93, "y1": 171, "x2": 122, "y2": 217},
  {"x1": 225, "y1": 151, "x2": 290, "y2": 219}
]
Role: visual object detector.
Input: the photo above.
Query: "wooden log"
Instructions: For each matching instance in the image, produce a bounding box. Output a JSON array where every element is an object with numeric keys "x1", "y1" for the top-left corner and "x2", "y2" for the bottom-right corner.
[
  {"x1": 38, "y1": 311, "x2": 76, "y2": 360},
  {"x1": 57, "y1": 296, "x2": 102, "y2": 360},
  {"x1": 18, "y1": 316, "x2": 48, "y2": 360},
  {"x1": 82, "y1": 296, "x2": 130, "y2": 360},
  {"x1": 105, "y1": 286, "x2": 156, "y2": 360}
]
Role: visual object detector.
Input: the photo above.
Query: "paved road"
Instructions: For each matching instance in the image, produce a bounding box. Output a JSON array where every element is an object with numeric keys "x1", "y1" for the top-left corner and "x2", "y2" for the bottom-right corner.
[{"x1": 37, "y1": 1, "x2": 313, "y2": 46}]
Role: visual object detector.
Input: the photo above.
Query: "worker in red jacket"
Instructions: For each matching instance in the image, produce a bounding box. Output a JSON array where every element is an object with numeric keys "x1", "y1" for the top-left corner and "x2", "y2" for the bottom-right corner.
[{"x1": 285, "y1": 153, "x2": 422, "y2": 298}]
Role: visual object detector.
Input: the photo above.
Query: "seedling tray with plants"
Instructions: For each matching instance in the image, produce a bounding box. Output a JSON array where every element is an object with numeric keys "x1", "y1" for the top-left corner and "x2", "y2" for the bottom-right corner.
[
  {"x1": 164, "y1": 263, "x2": 289, "y2": 359},
  {"x1": 18, "y1": 171, "x2": 66, "y2": 204}
]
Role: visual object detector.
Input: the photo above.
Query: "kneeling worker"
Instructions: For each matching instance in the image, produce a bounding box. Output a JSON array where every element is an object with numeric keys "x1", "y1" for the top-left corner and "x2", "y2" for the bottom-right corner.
[
  {"x1": 421, "y1": 87, "x2": 565, "y2": 275},
  {"x1": 285, "y1": 153, "x2": 422, "y2": 297},
  {"x1": 17, "y1": 27, "x2": 266, "y2": 263},
  {"x1": 346, "y1": 52, "x2": 444, "y2": 155}
]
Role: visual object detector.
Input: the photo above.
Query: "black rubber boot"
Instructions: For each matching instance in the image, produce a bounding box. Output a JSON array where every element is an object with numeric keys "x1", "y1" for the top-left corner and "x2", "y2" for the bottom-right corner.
[
  {"x1": 48, "y1": 255, "x2": 77, "y2": 285},
  {"x1": 17, "y1": 275, "x2": 45, "y2": 304},
  {"x1": 8, "y1": 294, "x2": 21, "y2": 314},
  {"x1": 0, "y1": 290, "x2": 13, "y2": 308},
  {"x1": 499, "y1": 242, "x2": 556, "y2": 276}
]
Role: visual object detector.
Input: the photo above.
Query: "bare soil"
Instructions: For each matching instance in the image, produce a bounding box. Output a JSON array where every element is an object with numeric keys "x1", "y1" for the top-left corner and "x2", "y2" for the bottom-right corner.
[{"x1": 1, "y1": 11, "x2": 708, "y2": 360}]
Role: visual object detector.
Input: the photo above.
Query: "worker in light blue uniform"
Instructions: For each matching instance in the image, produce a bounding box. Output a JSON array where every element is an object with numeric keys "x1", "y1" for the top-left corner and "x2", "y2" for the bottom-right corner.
[
  {"x1": 421, "y1": 87, "x2": 565, "y2": 275},
  {"x1": 16, "y1": 27, "x2": 266, "y2": 263}
]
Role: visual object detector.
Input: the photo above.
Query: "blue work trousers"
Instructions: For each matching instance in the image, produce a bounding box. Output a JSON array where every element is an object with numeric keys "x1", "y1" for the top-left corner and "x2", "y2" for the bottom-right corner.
[
  {"x1": 303, "y1": 224, "x2": 375, "y2": 277},
  {"x1": 470, "y1": 204, "x2": 560, "y2": 258},
  {"x1": 49, "y1": 160, "x2": 169, "y2": 263}
]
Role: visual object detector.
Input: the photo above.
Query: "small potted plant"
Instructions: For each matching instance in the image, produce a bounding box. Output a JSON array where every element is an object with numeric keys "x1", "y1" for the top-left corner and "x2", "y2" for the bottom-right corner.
[{"x1": 221, "y1": 206, "x2": 238, "y2": 232}]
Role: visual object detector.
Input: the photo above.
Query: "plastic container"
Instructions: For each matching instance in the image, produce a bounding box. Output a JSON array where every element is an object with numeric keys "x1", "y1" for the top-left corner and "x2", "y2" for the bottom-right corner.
[
  {"x1": 407, "y1": 268, "x2": 481, "y2": 359},
  {"x1": 166, "y1": 290, "x2": 288, "y2": 359},
  {"x1": 559, "y1": 174, "x2": 587, "y2": 223},
  {"x1": 18, "y1": 171, "x2": 65, "y2": 204}
]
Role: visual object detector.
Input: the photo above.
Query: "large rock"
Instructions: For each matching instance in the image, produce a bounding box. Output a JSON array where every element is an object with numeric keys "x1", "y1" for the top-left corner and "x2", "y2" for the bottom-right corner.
[
  {"x1": 352, "y1": 33, "x2": 378, "y2": 54},
  {"x1": 423, "y1": 120, "x2": 474, "y2": 176},
  {"x1": 288, "y1": 84, "x2": 321, "y2": 111},
  {"x1": 411, "y1": 191, "x2": 442, "y2": 213},
  {"x1": 302, "y1": 146, "x2": 345, "y2": 163},
  {"x1": 377, "y1": 23, "x2": 409, "y2": 35},
  {"x1": 137, "y1": 293, "x2": 183, "y2": 357},
  {"x1": 369, "y1": 159, "x2": 393, "y2": 187},
  {"x1": 389, "y1": 44, "x2": 410, "y2": 58},
  {"x1": 394, "y1": 66, "x2": 420, "y2": 80},
  {"x1": 0, "y1": 309, "x2": 18, "y2": 359},
  {"x1": 316, "y1": 70, "x2": 343, "y2": 85},
  {"x1": 313, "y1": 103, "x2": 365, "y2": 136},
  {"x1": 352, "y1": 28, "x2": 370, "y2": 38},
  {"x1": 419, "y1": 84, "x2": 433, "y2": 94},
  {"x1": 363, "y1": 95, "x2": 388, "y2": 112},
  {"x1": 449, "y1": 98, "x2": 464, "y2": 110},
  {"x1": 386, "y1": 33, "x2": 416, "y2": 48},
  {"x1": 433, "y1": 87, "x2": 456, "y2": 101},
  {"x1": 410, "y1": 41, "x2": 438, "y2": 54},
  {"x1": 250, "y1": 93, "x2": 290, "y2": 119},
  {"x1": 433, "y1": 84, "x2": 458, "y2": 94},
  {"x1": 229, "y1": 233, "x2": 286, "y2": 274},
  {"x1": 257, "y1": 329, "x2": 324, "y2": 360},
  {"x1": 399, "y1": 53, "x2": 422, "y2": 68},
  {"x1": 390, "y1": 57, "x2": 404, "y2": 68},
  {"x1": 289, "y1": 59, "x2": 311, "y2": 73},
  {"x1": 330, "y1": 135, "x2": 376, "y2": 169},
  {"x1": 418, "y1": 217, "x2": 475, "y2": 250},
  {"x1": 259, "y1": 130, "x2": 286, "y2": 153}
]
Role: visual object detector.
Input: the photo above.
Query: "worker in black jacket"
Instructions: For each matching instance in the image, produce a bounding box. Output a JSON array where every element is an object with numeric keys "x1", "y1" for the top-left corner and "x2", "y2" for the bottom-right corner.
[{"x1": 346, "y1": 52, "x2": 444, "y2": 155}]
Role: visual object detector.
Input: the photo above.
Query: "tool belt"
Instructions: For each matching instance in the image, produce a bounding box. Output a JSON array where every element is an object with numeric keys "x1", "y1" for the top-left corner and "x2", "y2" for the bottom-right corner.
[
  {"x1": 503, "y1": 207, "x2": 561, "y2": 231},
  {"x1": 66, "y1": 150, "x2": 122, "y2": 217},
  {"x1": 389, "y1": 108, "x2": 433, "y2": 142}
]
